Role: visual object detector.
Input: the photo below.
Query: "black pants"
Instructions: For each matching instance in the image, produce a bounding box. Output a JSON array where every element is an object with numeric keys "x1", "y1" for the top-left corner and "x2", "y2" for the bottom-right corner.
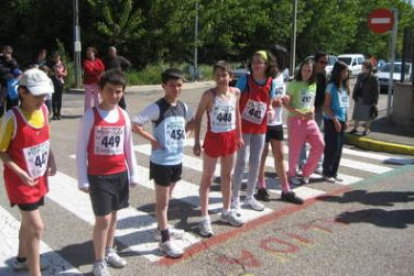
[
  {"x1": 322, "y1": 119, "x2": 345, "y2": 178},
  {"x1": 52, "y1": 77, "x2": 64, "y2": 116}
]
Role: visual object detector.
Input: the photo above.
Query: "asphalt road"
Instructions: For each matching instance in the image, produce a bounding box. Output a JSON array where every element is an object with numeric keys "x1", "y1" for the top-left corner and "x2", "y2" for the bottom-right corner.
[{"x1": 0, "y1": 83, "x2": 413, "y2": 276}]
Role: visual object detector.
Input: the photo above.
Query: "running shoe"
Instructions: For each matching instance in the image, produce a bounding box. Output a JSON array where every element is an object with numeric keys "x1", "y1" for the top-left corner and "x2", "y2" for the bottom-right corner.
[
  {"x1": 220, "y1": 210, "x2": 244, "y2": 227},
  {"x1": 106, "y1": 248, "x2": 126, "y2": 268},
  {"x1": 93, "y1": 260, "x2": 111, "y2": 276},
  {"x1": 243, "y1": 197, "x2": 265, "y2": 211},
  {"x1": 281, "y1": 191, "x2": 304, "y2": 205},
  {"x1": 254, "y1": 188, "x2": 271, "y2": 202},
  {"x1": 198, "y1": 219, "x2": 214, "y2": 237},
  {"x1": 159, "y1": 240, "x2": 184, "y2": 258}
]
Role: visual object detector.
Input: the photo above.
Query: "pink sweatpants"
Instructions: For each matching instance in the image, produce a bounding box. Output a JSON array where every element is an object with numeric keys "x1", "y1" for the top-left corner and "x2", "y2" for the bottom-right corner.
[
  {"x1": 84, "y1": 84, "x2": 101, "y2": 111},
  {"x1": 287, "y1": 117, "x2": 325, "y2": 178}
]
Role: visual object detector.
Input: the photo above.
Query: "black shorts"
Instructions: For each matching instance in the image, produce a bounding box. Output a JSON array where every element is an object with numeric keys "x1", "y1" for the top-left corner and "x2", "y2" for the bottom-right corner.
[
  {"x1": 88, "y1": 171, "x2": 129, "y2": 217},
  {"x1": 13, "y1": 197, "x2": 45, "y2": 211},
  {"x1": 150, "y1": 161, "x2": 182, "y2": 187},
  {"x1": 265, "y1": 125, "x2": 284, "y2": 143}
]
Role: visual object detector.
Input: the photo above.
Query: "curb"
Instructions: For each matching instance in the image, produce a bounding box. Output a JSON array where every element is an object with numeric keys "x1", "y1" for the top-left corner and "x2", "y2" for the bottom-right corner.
[{"x1": 345, "y1": 133, "x2": 414, "y2": 156}]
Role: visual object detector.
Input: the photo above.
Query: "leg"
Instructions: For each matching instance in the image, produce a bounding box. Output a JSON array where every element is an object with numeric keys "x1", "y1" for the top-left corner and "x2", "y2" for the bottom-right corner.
[
  {"x1": 93, "y1": 84, "x2": 101, "y2": 107},
  {"x1": 323, "y1": 119, "x2": 337, "y2": 177},
  {"x1": 105, "y1": 211, "x2": 118, "y2": 250},
  {"x1": 302, "y1": 120, "x2": 325, "y2": 178},
  {"x1": 257, "y1": 142, "x2": 270, "y2": 186},
  {"x1": 231, "y1": 133, "x2": 250, "y2": 206},
  {"x1": 298, "y1": 144, "x2": 307, "y2": 172},
  {"x1": 56, "y1": 84, "x2": 63, "y2": 117},
  {"x1": 84, "y1": 85, "x2": 92, "y2": 111},
  {"x1": 199, "y1": 153, "x2": 218, "y2": 217},
  {"x1": 246, "y1": 133, "x2": 265, "y2": 199},
  {"x1": 220, "y1": 153, "x2": 236, "y2": 211},
  {"x1": 287, "y1": 117, "x2": 307, "y2": 177},
  {"x1": 155, "y1": 184, "x2": 171, "y2": 233},
  {"x1": 270, "y1": 139, "x2": 290, "y2": 192},
  {"x1": 331, "y1": 123, "x2": 346, "y2": 178},
  {"x1": 20, "y1": 210, "x2": 44, "y2": 276},
  {"x1": 93, "y1": 213, "x2": 112, "y2": 261}
]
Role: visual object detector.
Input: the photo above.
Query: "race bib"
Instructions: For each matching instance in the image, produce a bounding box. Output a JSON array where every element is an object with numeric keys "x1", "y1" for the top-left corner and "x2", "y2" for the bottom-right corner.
[
  {"x1": 94, "y1": 126, "x2": 125, "y2": 155},
  {"x1": 241, "y1": 99, "x2": 267, "y2": 125},
  {"x1": 300, "y1": 90, "x2": 314, "y2": 110},
  {"x1": 23, "y1": 140, "x2": 50, "y2": 178},
  {"x1": 164, "y1": 117, "x2": 186, "y2": 149},
  {"x1": 339, "y1": 93, "x2": 349, "y2": 108},
  {"x1": 211, "y1": 103, "x2": 235, "y2": 133}
]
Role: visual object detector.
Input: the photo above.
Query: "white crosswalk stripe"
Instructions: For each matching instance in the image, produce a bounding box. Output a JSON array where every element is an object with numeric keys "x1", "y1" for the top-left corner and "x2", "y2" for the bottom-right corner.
[{"x1": 0, "y1": 138, "x2": 400, "y2": 272}]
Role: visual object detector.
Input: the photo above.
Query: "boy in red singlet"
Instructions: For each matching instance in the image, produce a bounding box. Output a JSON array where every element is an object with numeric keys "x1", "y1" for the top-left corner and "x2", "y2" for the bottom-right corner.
[
  {"x1": 76, "y1": 69, "x2": 139, "y2": 276},
  {"x1": 0, "y1": 68, "x2": 56, "y2": 276},
  {"x1": 193, "y1": 61, "x2": 244, "y2": 237}
]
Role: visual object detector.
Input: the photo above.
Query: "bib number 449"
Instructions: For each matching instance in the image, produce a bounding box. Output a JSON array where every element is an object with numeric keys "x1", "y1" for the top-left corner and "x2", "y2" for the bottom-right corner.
[{"x1": 101, "y1": 135, "x2": 121, "y2": 148}]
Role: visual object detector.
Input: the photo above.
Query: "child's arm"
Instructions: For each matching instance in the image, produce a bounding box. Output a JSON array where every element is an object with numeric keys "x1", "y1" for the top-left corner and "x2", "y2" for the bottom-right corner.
[
  {"x1": 0, "y1": 152, "x2": 38, "y2": 186},
  {"x1": 76, "y1": 111, "x2": 93, "y2": 192},
  {"x1": 47, "y1": 150, "x2": 57, "y2": 176},
  {"x1": 192, "y1": 91, "x2": 210, "y2": 156},
  {"x1": 132, "y1": 103, "x2": 162, "y2": 149},
  {"x1": 123, "y1": 113, "x2": 139, "y2": 188},
  {"x1": 234, "y1": 89, "x2": 244, "y2": 148}
]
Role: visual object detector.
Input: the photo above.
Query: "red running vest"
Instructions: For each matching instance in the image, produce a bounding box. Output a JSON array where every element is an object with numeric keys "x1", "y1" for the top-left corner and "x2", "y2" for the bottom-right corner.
[
  {"x1": 87, "y1": 107, "x2": 127, "y2": 175},
  {"x1": 239, "y1": 76, "x2": 272, "y2": 134},
  {"x1": 4, "y1": 105, "x2": 50, "y2": 204}
]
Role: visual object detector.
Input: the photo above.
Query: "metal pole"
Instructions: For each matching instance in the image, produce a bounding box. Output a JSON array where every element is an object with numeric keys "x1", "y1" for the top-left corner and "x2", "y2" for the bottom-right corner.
[
  {"x1": 289, "y1": 0, "x2": 297, "y2": 77},
  {"x1": 386, "y1": 9, "x2": 398, "y2": 121},
  {"x1": 73, "y1": 0, "x2": 82, "y2": 88},
  {"x1": 194, "y1": 0, "x2": 199, "y2": 82}
]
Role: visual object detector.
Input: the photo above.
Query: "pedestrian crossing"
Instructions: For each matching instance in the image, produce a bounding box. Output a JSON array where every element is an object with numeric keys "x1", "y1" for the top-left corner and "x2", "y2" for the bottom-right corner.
[{"x1": 0, "y1": 139, "x2": 404, "y2": 275}]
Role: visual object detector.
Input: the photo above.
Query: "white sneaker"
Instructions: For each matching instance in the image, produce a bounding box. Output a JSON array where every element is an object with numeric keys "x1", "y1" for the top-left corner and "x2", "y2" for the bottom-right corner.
[
  {"x1": 105, "y1": 248, "x2": 126, "y2": 268},
  {"x1": 324, "y1": 176, "x2": 336, "y2": 183},
  {"x1": 220, "y1": 210, "x2": 244, "y2": 227},
  {"x1": 315, "y1": 167, "x2": 323, "y2": 175},
  {"x1": 93, "y1": 261, "x2": 111, "y2": 276},
  {"x1": 154, "y1": 226, "x2": 185, "y2": 241},
  {"x1": 302, "y1": 176, "x2": 309, "y2": 184},
  {"x1": 159, "y1": 240, "x2": 184, "y2": 258},
  {"x1": 198, "y1": 219, "x2": 214, "y2": 237},
  {"x1": 230, "y1": 197, "x2": 241, "y2": 212},
  {"x1": 243, "y1": 197, "x2": 264, "y2": 211}
]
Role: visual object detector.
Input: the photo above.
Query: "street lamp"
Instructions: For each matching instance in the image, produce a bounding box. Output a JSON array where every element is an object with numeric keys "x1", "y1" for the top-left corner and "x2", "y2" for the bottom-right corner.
[
  {"x1": 289, "y1": 0, "x2": 297, "y2": 77},
  {"x1": 194, "y1": 0, "x2": 199, "y2": 81},
  {"x1": 73, "y1": 0, "x2": 82, "y2": 88}
]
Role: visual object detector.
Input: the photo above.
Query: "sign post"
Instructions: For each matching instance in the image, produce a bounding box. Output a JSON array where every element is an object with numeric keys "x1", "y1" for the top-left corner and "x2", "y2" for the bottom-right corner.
[{"x1": 368, "y1": 8, "x2": 396, "y2": 121}]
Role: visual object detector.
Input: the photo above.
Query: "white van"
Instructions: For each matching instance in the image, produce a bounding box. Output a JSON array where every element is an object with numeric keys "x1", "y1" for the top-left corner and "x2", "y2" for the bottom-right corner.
[{"x1": 338, "y1": 54, "x2": 365, "y2": 76}]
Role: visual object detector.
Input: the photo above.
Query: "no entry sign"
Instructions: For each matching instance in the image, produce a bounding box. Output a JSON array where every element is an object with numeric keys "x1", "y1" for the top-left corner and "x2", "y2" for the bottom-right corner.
[{"x1": 368, "y1": 8, "x2": 394, "y2": 34}]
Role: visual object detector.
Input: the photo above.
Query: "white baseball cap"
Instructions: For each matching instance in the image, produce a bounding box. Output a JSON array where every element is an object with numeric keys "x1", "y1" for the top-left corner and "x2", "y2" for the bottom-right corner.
[{"x1": 20, "y1": 68, "x2": 54, "y2": 95}]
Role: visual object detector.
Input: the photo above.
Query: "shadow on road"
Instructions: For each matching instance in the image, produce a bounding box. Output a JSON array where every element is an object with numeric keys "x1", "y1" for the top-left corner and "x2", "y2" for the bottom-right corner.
[
  {"x1": 335, "y1": 208, "x2": 414, "y2": 229},
  {"x1": 319, "y1": 189, "x2": 414, "y2": 207}
]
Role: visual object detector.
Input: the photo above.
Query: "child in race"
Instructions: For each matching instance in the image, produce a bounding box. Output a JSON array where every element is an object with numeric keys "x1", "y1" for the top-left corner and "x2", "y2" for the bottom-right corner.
[
  {"x1": 255, "y1": 45, "x2": 303, "y2": 204},
  {"x1": 232, "y1": 50, "x2": 277, "y2": 213},
  {"x1": 0, "y1": 68, "x2": 56, "y2": 276},
  {"x1": 193, "y1": 61, "x2": 244, "y2": 237},
  {"x1": 76, "y1": 69, "x2": 139, "y2": 276},
  {"x1": 285, "y1": 58, "x2": 325, "y2": 185},
  {"x1": 132, "y1": 68, "x2": 194, "y2": 258}
]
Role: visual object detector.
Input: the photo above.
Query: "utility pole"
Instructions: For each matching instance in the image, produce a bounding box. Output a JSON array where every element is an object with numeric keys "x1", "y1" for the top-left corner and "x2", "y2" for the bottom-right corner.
[
  {"x1": 387, "y1": 8, "x2": 398, "y2": 120},
  {"x1": 194, "y1": 0, "x2": 199, "y2": 82},
  {"x1": 289, "y1": 0, "x2": 297, "y2": 77},
  {"x1": 73, "y1": 0, "x2": 82, "y2": 88}
]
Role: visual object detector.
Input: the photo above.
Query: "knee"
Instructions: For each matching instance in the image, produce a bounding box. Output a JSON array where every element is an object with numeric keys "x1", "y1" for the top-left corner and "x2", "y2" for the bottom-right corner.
[
  {"x1": 95, "y1": 215, "x2": 111, "y2": 230},
  {"x1": 31, "y1": 221, "x2": 44, "y2": 239}
]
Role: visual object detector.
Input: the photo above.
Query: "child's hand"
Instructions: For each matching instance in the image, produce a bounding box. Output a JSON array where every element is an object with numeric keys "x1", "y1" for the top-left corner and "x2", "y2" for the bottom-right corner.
[
  {"x1": 151, "y1": 140, "x2": 162, "y2": 150},
  {"x1": 47, "y1": 163, "x2": 57, "y2": 176},
  {"x1": 79, "y1": 187, "x2": 89, "y2": 193},
  {"x1": 130, "y1": 182, "x2": 139, "y2": 188},
  {"x1": 281, "y1": 95, "x2": 290, "y2": 105},
  {"x1": 193, "y1": 142, "x2": 201, "y2": 156},
  {"x1": 19, "y1": 172, "x2": 38, "y2": 186},
  {"x1": 237, "y1": 137, "x2": 245, "y2": 149}
]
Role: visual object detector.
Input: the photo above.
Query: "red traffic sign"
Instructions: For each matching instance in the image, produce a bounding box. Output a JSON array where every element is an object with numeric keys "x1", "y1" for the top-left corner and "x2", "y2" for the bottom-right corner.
[{"x1": 368, "y1": 8, "x2": 394, "y2": 34}]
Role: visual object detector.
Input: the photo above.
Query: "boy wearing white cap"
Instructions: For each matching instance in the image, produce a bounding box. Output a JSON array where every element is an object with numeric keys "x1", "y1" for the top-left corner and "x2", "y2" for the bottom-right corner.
[{"x1": 0, "y1": 68, "x2": 56, "y2": 276}]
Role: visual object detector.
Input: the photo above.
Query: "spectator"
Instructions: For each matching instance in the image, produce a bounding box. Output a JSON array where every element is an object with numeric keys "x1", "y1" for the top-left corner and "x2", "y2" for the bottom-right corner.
[
  {"x1": 350, "y1": 60, "x2": 379, "y2": 135},
  {"x1": 34, "y1": 49, "x2": 48, "y2": 68},
  {"x1": 83, "y1": 46, "x2": 105, "y2": 111},
  {"x1": 0, "y1": 45, "x2": 19, "y2": 116},
  {"x1": 50, "y1": 53, "x2": 67, "y2": 120},
  {"x1": 103, "y1": 46, "x2": 131, "y2": 109},
  {"x1": 5, "y1": 69, "x2": 22, "y2": 111}
]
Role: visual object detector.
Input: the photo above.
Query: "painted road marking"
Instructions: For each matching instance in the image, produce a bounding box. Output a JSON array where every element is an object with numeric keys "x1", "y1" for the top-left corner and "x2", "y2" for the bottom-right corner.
[{"x1": 0, "y1": 206, "x2": 83, "y2": 276}]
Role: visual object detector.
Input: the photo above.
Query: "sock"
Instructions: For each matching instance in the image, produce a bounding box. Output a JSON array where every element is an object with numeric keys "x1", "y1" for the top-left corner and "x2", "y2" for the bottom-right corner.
[
  {"x1": 222, "y1": 209, "x2": 230, "y2": 216},
  {"x1": 161, "y1": 229, "x2": 170, "y2": 243},
  {"x1": 201, "y1": 215, "x2": 210, "y2": 221}
]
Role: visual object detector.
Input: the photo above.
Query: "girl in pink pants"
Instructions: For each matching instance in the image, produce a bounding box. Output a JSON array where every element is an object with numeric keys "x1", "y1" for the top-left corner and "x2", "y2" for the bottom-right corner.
[{"x1": 286, "y1": 58, "x2": 324, "y2": 185}]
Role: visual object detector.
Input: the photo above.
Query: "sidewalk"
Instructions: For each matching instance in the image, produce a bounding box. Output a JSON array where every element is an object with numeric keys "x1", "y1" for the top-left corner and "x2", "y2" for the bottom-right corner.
[{"x1": 345, "y1": 113, "x2": 414, "y2": 156}]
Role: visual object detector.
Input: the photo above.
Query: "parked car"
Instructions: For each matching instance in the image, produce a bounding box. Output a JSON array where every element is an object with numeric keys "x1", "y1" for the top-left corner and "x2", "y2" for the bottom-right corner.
[
  {"x1": 338, "y1": 54, "x2": 365, "y2": 76},
  {"x1": 376, "y1": 62, "x2": 413, "y2": 93}
]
